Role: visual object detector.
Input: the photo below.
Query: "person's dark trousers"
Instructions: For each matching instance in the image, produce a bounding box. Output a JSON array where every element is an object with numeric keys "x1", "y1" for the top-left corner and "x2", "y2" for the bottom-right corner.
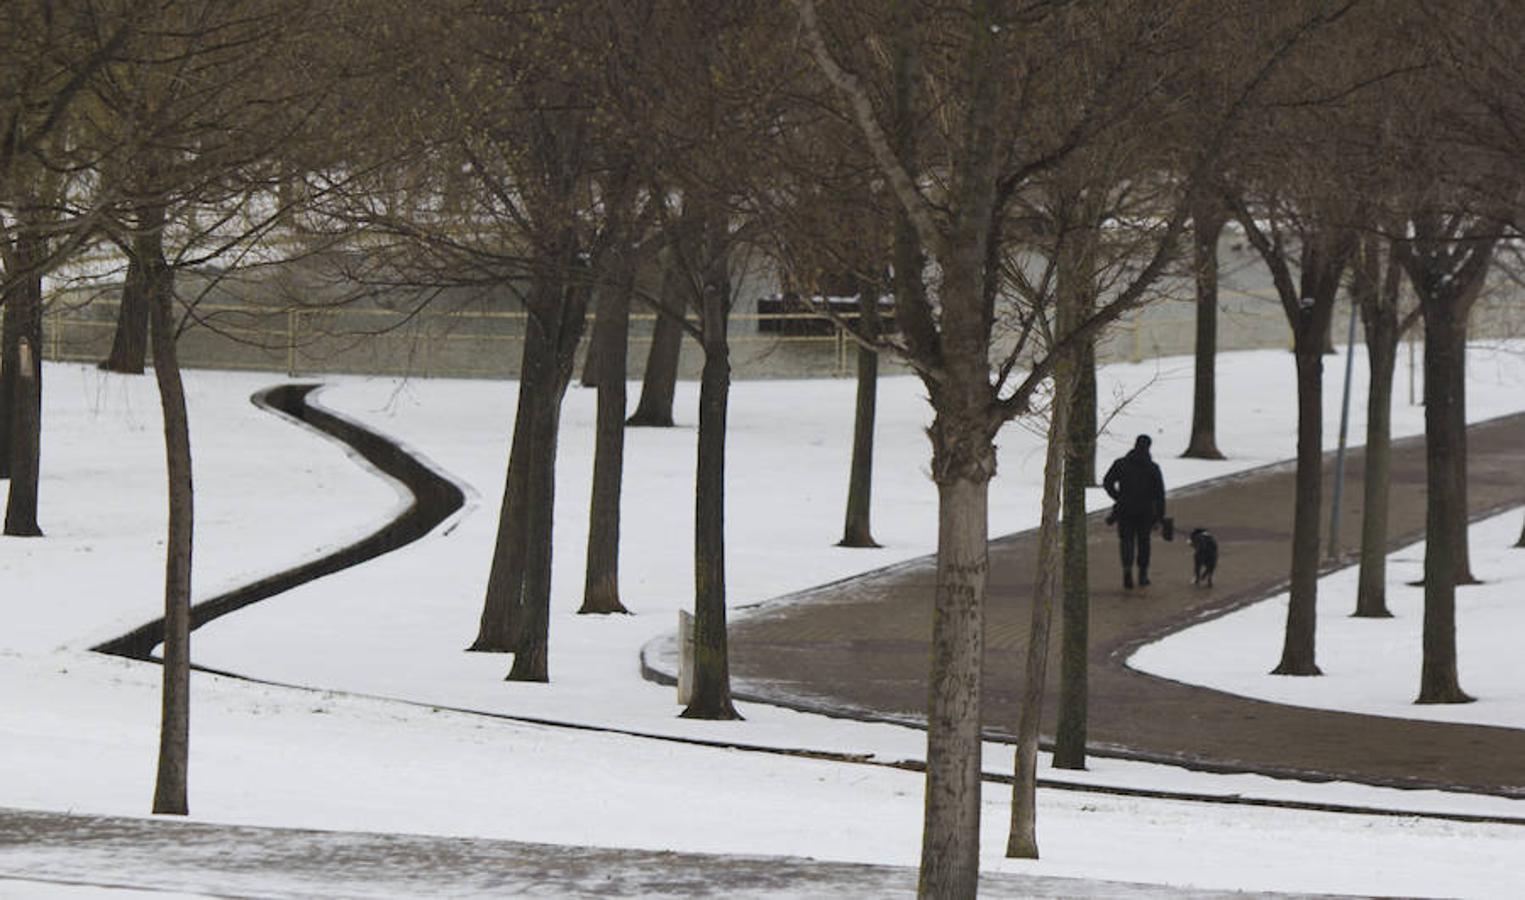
[{"x1": 1118, "y1": 515, "x2": 1153, "y2": 587}]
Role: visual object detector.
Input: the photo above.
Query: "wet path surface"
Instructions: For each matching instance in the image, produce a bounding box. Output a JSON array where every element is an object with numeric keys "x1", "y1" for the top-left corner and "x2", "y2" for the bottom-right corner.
[
  {"x1": 0, "y1": 807, "x2": 1343, "y2": 899},
  {"x1": 724, "y1": 413, "x2": 1525, "y2": 796}
]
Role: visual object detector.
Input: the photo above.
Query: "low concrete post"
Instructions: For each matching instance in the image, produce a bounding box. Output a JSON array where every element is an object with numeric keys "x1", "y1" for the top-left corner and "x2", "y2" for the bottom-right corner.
[{"x1": 677, "y1": 609, "x2": 694, "y2": 705}]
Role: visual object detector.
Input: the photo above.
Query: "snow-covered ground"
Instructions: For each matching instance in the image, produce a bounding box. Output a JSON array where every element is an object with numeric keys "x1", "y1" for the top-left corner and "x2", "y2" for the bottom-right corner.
[
  {"x1": 1132, "y1": 510, "x2": 1525, "y2": 728},
  {"x1": 2, "y1": 342, "x2": 1523, "y2": 897}
]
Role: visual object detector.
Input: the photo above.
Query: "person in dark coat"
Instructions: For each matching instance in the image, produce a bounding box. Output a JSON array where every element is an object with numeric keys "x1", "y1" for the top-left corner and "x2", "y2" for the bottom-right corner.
[{"x1": 1103, "y1": 434, "x2": 1166, "y2": 590}]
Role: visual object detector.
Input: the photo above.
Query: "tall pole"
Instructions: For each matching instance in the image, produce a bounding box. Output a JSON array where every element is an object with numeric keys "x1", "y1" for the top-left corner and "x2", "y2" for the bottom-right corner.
[{"x1": 1327, "y1": 301, "x2": 1359, "y2": 559}]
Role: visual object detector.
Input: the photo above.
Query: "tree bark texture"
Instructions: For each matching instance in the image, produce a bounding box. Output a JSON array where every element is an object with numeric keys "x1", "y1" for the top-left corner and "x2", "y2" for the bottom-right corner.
[
  {"x1": 578, "y1": 287, "x2": 617, "y2": 389},
  {"x1": 3, "y1": 226, "x2": 45, "y2": 536},
  {"x1": 506, "y1": 267, "x2": 589, "y2": 682},
  {"x1": 100, "y1": 252, "x2": 151, "y2": 374},
  {"x1": 1233, "y1": 216, "x2": 1348, "y2": 678},
  {"x1": 839, "y1": 287, "x2": 880, "y2": 548},
  {"x1": 1353, "y1": 241, "x2": 1399, "y2": 618},
  {"x1": 1416, "y1": 310, "x2": 1472, "y2": 703},
  {"x1": 1075, "y1": 340, "x2": 1097, "y2": 486},
  {"x1": 1272, "y1": 335, "x2": 1325, "y2": 676},
  {"x1": 1396, "y1": 220, "x2": 1493, "y2": 588},
  {"x1": 143, "y1": 210, "x2": 192, "y2": 816},
  {"x1": 1447, "y1": 344, "x2": 1475, "y2": 584},
  {"x1": 919, "y1": 473, "x2": 988, "y2": 895},
  {"x1": 680, "y1": 264, "x2": 740, "y2": 720},
  {"x1": 1010, "y1": 350, "x2": 1072, "y2": 857},
  {"x1": 627, "y1": 263, "x2": 684, "y2": 427},
  {"x1": 1053, "y1": 196, "x2": 1095, "y2": 770},
  {"x1": 1183, "y1": 205, "x2": 1227, "y2": 460},
  {"x1": 1054, "y1": 362, "x2": 1089, "y2": 769},
  {"x1": 915, "y1": 0, "x2": 1002, "y2": 884},
  {"x1": 1355, "y1": 325, "x2": 1397, "y2": 616},
  {"x1": 917, "y1": 172, "x2": 998, "y2": 900},
  {"x1": 505, "y1": 347, "x2": 565, "y2": 682},
  {"x1": 470, "y1": 335, "x2": 540, "y2": 652},
  {"x1": 580, "y1": 260, "x2": 634, "y2": 614}
]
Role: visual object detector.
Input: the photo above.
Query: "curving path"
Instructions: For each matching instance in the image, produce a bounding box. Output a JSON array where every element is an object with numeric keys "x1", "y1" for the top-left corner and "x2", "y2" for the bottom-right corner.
[
  {"x1": 88, "y1": 381, "x2": 1523, "y2": 800},
  {"x1": 723, "y1": 413, "x2": 1525, "y2": 798},
  {"x1": 93, "y1": 383, "x2": 466, "y2": 661}
]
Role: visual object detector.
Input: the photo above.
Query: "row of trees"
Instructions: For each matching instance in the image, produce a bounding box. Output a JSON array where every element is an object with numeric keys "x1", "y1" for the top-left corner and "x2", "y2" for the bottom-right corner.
[{"x1": 4, "y1": 1, "x2": 1524, "y2": 896}]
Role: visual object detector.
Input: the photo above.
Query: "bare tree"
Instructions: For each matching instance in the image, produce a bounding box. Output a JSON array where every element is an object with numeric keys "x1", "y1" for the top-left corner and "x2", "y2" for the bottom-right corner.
[
  {"x1": 580, "y1": 168, "x2": 642, "y2": 616},
  {"x1": 1182, "y1": 194, "x2": 1229, "y2": 459},
  {"x1": 792, "y1": 0, "x2": 1335, "y2": 886},
  {"x1": 1395, "y1": 213, "x2": 1495, "y2": 704},
  {"x1": 1216, "y1": 2, "x2": 1417, "y2": 673},
  {"x1": 1, "y1": 2, "x2": 138, "y2": 491},
  {"x1": 1349, "y1": 231, "x2": 1418, "y2": 618},
  {"x1": 84, "y1": 0, "x2": 345, "y2": 813},
  {"x1": 1228, "y1": 191, "x2": 1355, "y2": 676},
  {"x1": 840, "y1": 279, "x2": 884, "y2": 548},
  {"x1": 140, "y1": 202, "x2": 190, "y2": 815},
  {"x1": 625, "y1": 259, "x2": 686, "y2": 427},
  {"x1": 2, "y1": 205, "x2": 47, "y2": 536}
]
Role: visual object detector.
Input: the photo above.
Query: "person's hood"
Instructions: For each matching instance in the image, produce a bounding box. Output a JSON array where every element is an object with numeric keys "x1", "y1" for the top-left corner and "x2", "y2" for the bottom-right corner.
[{"x1": 1127, "y1": 446, "x2": 1152, "y2": 464}]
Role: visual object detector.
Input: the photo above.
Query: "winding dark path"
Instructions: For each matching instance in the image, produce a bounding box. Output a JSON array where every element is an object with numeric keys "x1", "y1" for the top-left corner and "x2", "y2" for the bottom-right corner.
[
  {"x1": 724, "y1": 413, "x2": 1525, "y2": 797},
  {"x1": 93, "y1": 383, "x2": 465, "y2": 661}
]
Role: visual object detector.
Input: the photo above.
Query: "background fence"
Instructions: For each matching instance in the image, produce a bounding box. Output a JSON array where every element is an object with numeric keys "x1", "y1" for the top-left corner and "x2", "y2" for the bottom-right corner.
[{"x1": 25, "y1": 242, "x2": 1525, "y2": 382}]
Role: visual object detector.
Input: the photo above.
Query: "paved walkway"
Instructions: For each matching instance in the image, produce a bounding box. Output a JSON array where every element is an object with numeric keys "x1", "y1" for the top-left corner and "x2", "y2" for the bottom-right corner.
[
  {"x1": 0, "y1": 807, "x2": 1331, "y2": 899},
  {"x1": 727, "y1": 414, "x2": 1525, "y2": 797}
]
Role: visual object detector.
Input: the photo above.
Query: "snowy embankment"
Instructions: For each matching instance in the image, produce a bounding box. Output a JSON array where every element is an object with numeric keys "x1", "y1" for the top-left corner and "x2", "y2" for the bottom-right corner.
[{"x1": 2, "y1": 343, "x2": 1523, "y2": 897}]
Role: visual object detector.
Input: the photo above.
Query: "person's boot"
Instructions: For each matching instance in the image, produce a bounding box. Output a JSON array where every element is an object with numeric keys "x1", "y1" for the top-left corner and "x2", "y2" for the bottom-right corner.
[
  {"x1": 1123, "y1": 569, "x2": 1134, "y2": 590},
  {"x1": 1139, "y1": 566, "x2": 1150, "y2": 587}
]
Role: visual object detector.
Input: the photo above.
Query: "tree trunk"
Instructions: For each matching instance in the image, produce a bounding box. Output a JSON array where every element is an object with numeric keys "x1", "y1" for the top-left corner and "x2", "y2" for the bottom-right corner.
[
  {"x1": 1395, "y1": 220, "x2": 1493, "y2": 586},
  {"x1": 839, "y1": 287, "x2": 881, "y2": 548},
  {"x1": 142, "y1": 208, "x2": 192, "y2": 816},
  {"x1": 580, "y1": 261, "x2": 633, "y2": 614},
  {"x1": 3, "y1": 226, "x2": 45, "y2": 536},
  {"x1": 918, "y1": 472, "x2": 988, "y2": 896},
  {"x1": 1272, "y1": 334, "x2": 1324, "y2": 676},
  {"x1": 627, "y1": 264, "x2": 684, "y2": 427},
  {"x1": 507, "y1": 265, "x2": 589, "y2": 682},
  {"x1": 1075, "y1": 340, "x2": 1097, "y2": 485},
  {"x1": 1010, "y1": 350, "x2": 1072, "y2": 856},
  {"x1": 1448, "y1": 340, "x2": 1475, "y2": 584},
  {"x1": 1053, "y1": 362, "x2": 1088, "y2": 769},
  {"x1": 0, "y1": 309, "x2": 11, "y2": 482},
  {"x1": 1416, "y1": 309, "x2": 1472, "y2": 704},
  {"x1": 578, "y1": 287, "x2": 615, "y2": 388},
  {"x1": 505, "y1": 347, "x2": 564, "y2": 682},
  {"x1": 1515, "y1": 514, "x2": 1524, "y2": 549},
  {"x1": 1053, "y1": 194, "x2": 1094, "y2": 769},
  {"x1": 100, "y1": 252, "x2": 151, "y2": 374},
  {"x1": 1183, "y1": 204, "x2": 1227, "y2": 460},
  {"x1": 1354, "y1": 246, "x2": 1398, "y2": 618},
  {"x1": 680, "y1": 272, "x2": 740, "y2": 720},
  {"x1": 918, "y1": 163, "x2": 997, "y2": 900},
  {"x1": 1355, "y1": 329, "x2": 1398, "y2": 617},
  {"x1": 469, "y1": 332, "x2": 541, "y2": 652}
]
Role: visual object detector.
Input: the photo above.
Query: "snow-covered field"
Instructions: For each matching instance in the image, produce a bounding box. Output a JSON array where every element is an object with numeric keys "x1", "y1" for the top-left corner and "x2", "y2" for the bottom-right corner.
[{"x1": 2, "y1": 342, "x2": 1523, "y2": 897}]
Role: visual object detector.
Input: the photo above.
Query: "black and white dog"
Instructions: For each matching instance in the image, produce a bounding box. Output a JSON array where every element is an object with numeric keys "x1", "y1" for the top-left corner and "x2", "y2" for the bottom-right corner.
[{"x1": 1189, "y1": 528, "x2": 1219, "y2": 587}]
